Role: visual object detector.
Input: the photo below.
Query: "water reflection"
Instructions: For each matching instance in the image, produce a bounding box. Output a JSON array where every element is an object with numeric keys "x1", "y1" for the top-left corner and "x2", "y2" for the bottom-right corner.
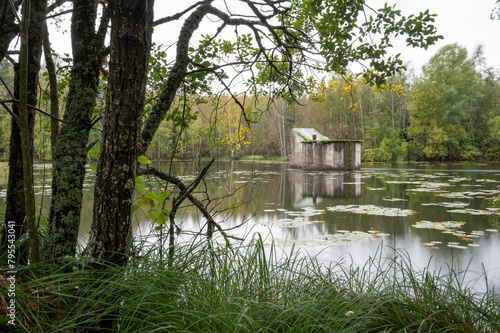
[
  {"x1": 289, "y1": 170, "x2": 361, "y2": 208},
  {"x1": 1, "y1": 160, "x2": 499, "y2": 290}
]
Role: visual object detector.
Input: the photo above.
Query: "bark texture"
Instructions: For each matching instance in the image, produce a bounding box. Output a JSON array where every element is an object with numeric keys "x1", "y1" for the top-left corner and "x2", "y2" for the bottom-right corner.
[
  {"x1": 0, "y1": 0, "x2": 46, "y2": 263},
  {"x1": 0, "y1": 0, "x2": 19, "y2": 61},
  {"x1": 43, "y1": 23, "x2": 60, "y2": 159},
  {"x1": 87, "y1": 0, "x2": 154, "y2": 265}
]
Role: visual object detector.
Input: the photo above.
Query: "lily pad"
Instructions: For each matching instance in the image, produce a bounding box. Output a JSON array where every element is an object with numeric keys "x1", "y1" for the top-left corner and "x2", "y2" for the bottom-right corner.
[{"x1": 326, "y1": 204, "x2": 417, "y2": 217}]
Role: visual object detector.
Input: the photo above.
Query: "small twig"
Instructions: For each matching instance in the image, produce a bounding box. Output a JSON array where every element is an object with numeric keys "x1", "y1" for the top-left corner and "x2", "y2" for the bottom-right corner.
[
  {"x1": 0, "y1": 99, "x2": 102, "y2": 131},
  {"x1": 153, "y1": 1, "x2": 205, "y2": 26},
  {"x1": 0, "y1": 100, "x2": 20, "y2": 123},
  {"x1": 0, "y1": 74, "x2": 15, "y2": 99}
]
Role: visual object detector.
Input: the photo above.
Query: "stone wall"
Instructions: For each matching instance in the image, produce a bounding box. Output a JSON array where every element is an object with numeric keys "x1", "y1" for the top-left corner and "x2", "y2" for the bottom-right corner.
[{"x1": 290, "y1": 129, "x2": 362, "y2": 170}]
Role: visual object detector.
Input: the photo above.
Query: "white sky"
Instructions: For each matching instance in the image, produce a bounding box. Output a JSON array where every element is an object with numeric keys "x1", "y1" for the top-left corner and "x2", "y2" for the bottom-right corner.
[
  {"x1": 154, "y1": 1, "x2": 500, "y2": 73},
  {"x1": 47, "y1": 1, "x2": 500, "y2": 74},
  {"x1": 383, "y1": 0, "x2": 500, "y2": 72}
]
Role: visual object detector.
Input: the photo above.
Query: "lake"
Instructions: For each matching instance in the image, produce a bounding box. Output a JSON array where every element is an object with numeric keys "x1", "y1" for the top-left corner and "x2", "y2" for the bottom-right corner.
[{"x1": 2, "y1": 160, "x2": 500, "y2": 290}]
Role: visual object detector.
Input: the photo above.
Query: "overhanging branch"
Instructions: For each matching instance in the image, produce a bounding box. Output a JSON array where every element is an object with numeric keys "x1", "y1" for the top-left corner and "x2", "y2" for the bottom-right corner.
[{"x1": 137, "y1": 161, "x2": 234, "y2": 243}]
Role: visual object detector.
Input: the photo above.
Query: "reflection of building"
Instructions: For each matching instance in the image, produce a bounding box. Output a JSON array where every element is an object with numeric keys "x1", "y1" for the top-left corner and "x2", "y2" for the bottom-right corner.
[
  {"x1": 289, "y1": 128, "x2": 362, "y2": 170},
  {"x1": 289, "y1": 170, "x2": 362, "y2": 207}
]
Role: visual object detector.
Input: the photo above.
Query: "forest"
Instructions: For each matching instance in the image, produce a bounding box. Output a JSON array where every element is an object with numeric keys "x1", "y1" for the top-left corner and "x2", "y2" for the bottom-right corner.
[
  {"x1": 126, "y1": 43, "x2": 500, "y2": 162},
  {"x1": 1, "y1": 44, "x2": 499, "y2": 163}
]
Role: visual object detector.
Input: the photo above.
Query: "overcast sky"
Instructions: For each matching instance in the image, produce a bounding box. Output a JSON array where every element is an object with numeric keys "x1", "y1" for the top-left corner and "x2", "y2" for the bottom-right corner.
[
  {"x1": 46, "y1": 1, "x2": 499, "y2": 74},
  {"x1": 373, "y1": 0, "x2": 499, "y2": 72},
  {"x1": 154, "y1": 1, "x2": 500, "y2": 73}
]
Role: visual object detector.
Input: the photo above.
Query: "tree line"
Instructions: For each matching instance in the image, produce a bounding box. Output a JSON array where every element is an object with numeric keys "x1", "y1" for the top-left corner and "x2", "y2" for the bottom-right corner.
[
  {"x1": 95, "y1": 43, "x2": 500, "y2": 162},
  {"x1": 3, "y1": 43, "x2": 497, "y2": 165}
]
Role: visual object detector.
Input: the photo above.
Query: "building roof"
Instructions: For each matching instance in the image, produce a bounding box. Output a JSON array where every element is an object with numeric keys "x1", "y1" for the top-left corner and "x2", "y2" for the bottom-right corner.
[{"x1": 293, "y1": 128, "x2": 330, "y2": 141}]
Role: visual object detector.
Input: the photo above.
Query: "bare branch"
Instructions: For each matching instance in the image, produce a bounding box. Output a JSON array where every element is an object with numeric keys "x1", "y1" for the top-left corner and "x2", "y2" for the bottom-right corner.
[
  {"x1": 0, "y1": 98, "x2": 101, "y2": 130},
  {"x1": 0, "y1": 100, "x2": 20, "y2": 123},
  {"x1": 46, "y1": 8, "x2": 72, "y2": 20},
  {"x1": 47, "y1": 0, "x2": 70, "y2": 13},
  {"x1": 139, "y1": 0, "x2": 215, "y2": 156},
  {"x1": 137, "y1": 164, "x2": 224, "y2": 239},
  {"x1": 153, "y1": 1, "x2": 206, "y2": 26}
]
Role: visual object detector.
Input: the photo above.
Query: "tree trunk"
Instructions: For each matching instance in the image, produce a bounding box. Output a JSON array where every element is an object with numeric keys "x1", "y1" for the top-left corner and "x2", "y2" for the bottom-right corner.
[
  {"x1": 138, "y1": 1, "x2": 213, "y2": 156},
  {"x1": 42, "y1": 23, "x2": 60, "y2": 160},
  {"x1": 18, "y1": 0, "x2": 40, "y2": 265},
  {"x1": 0, "y1": 0, "x2": 20, "y2": 62},
  {"x1": 391, "y1": 90, "x2": 395, "y2": 131},
  {"x1": 44, "y1": 0, "x2": 105, "y2": 260},
  {"x1": 359, "y1": 95, "x2": 364, "y2": 138},
  {"x1": 1, "y1": 66, "x2": 30, "y2": 264},
  {"x1": 87, "y1": 0, "x2": 154, "y2": 266},
  {"x1": 0, "y1": 0, "x2": 46, "y2": 264}
]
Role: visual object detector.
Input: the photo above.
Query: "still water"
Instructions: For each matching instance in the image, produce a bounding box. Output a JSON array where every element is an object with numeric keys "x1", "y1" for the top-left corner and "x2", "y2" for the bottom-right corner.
[{"x1": 2, "y1": 161, "x2": 500, "y2": 289}]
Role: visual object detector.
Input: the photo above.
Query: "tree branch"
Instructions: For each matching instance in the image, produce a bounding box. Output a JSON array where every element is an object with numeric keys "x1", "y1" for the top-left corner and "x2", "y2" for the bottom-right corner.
[
  {"x1": 47, "y1": 0, "x2": 70, "y2": 13},
  {"x1": 153, "y1": 1, "x2": 206, "y2": 26},
  {"x1": 139, "y1": 0, "x2": 214, "y2": 156},
  {"x1": 0, "y1": 100, "x2": 20, "y2": 123},
  {"x1": 0, "y1": 98, "x2": 101, "y2": 130},
  {"x1": 137, "y1": 161, "x2": 233, "y2": 241}
]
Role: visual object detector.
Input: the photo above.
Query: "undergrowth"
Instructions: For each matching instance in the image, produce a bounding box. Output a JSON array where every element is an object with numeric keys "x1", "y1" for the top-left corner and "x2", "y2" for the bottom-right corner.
[{"x1": 1, "y1": 235, "x2": 499, "y2": 332}]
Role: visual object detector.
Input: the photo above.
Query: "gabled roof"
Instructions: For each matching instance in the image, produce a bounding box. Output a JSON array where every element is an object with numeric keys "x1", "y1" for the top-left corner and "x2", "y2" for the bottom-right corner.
[{"x1": 293, "y1": 128, "x2": 330, "y2": 141}]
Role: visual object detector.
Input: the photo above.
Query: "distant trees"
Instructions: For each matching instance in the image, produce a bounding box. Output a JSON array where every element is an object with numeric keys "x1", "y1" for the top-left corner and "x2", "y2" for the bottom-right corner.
[
  {"x1": 142, "y1": 43, "x2": 500, "y2": 163},
  {"x1": 407, "y1": 44, "x2": 500, "y2": 161}
]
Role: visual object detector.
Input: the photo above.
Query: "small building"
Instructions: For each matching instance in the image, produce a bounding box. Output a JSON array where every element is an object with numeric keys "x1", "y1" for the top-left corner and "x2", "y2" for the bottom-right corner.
[{"x1": 289, "y1": 128, "x2": 362, "y2": 170}]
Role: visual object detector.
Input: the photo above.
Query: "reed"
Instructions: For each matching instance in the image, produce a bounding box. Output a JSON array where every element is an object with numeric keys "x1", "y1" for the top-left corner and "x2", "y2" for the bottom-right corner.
[{"x1": 4, "y1": 235, "x2": 499, "y2": 332}]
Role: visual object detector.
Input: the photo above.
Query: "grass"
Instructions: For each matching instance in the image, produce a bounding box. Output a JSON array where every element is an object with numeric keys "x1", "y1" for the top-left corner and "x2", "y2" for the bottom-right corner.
[
  {"x1": 2, "y1": 236, "x2": 499, "y2": 332},
  {"x1": 239, "y1": 156, "x2": 287, "y2": 162}
]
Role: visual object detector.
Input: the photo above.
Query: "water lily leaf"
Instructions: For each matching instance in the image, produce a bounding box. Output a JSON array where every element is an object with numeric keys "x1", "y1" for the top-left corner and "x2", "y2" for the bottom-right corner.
[{"x1": 327, "y1": 204, "x2": 416, "y2": 217}]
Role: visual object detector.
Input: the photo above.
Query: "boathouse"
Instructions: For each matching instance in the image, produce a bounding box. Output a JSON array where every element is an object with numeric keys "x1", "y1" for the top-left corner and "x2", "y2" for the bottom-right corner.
[{"x1": 289, "y1": 128, "x2": 362, "y2": 170}]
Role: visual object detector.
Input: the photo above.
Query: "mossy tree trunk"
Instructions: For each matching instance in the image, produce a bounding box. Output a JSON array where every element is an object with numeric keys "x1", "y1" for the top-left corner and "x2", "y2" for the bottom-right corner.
[
  {"x1": 17, "y1": 0, "x2": 39, "y2": 265},
  {"x1": 44, "y1": 0, "x2": 107, "y2": 260},
  {"x1": 87, "y1": 0, "x2": 154, "y2": 266},
  {"x1": 0, "y1": 0, "x2": 46, "y2": 264},
  {"x1": 0, "y1": 0, "x2": 20, "y2": 61}
]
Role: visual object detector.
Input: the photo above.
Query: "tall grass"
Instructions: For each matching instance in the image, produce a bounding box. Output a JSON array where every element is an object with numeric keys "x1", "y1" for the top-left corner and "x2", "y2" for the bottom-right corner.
[{"x1": 4, "y1": 236, "x2": 499, "y2": 332}]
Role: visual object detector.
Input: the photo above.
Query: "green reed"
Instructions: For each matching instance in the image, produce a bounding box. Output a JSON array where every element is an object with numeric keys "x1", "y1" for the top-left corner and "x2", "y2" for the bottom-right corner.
[{"x1": 4, "y1": 235, "x2": 499, "y2": 332}]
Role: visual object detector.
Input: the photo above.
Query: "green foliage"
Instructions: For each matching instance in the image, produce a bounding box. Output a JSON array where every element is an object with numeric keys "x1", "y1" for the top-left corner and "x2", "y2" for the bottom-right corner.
[
  {"x1": 137, "y1": 155, "x2": 151, "y2": 165},
  {"x1": 134, "y1": 174, "x2": 170, "y2": 229},
  {"x1": 87, "y1": 146, "x2": 100, "y2": 171},
  {"x1": 406, "y1": 44, "x2": 496, "y2": 161},
  {"x1": 7, "y1": 240, "x2": 500, "y2": 332},
  {"x1": 363, "y1": 132, "x2": 411, "y2": 162},
  {"x1": 290, "y1": 1, "x2": 441, "y2": 86},
  {"x1": 139, "y1": 45, "x2": 500, "y2": 163}
]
